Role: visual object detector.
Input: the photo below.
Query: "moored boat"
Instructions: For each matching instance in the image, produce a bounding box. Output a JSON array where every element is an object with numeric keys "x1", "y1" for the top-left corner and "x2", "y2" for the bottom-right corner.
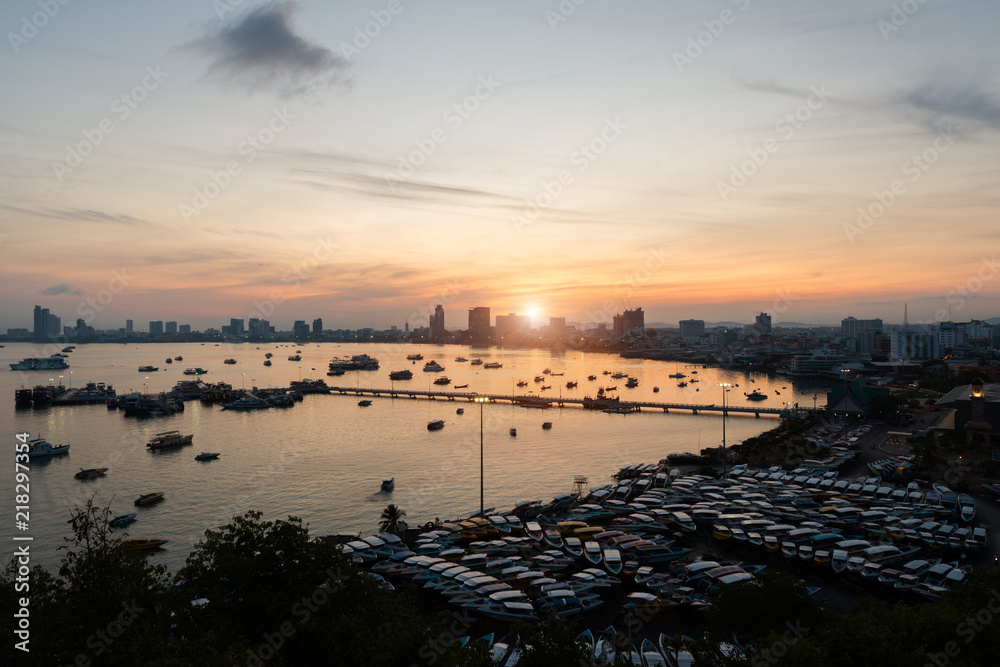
[
  {"x1": 109, "y1": 512, "x2": 138, "y2": 528},
  {"x1": 74, "y1": 467, "x2": 107, "y2": 479},
  {"x1": 427, "y1": 420, "x2": 445, "y2": 431},
  {"x1": 381, "y1": 478, "x2": 395, "y2": 492},
  {"x1": 195, "y1": 452, "x2": 220, "y2": 461},
  {"x1": 26, "y1": 436, "x2": 71, "y2": 458},
  {"x1": 146, "y1": 430, "x2": 194, "y2": 450},
  {"x1": 123, "y1": 536, "x2": 168, "y2": 551},
  {"x1": 134, "y1": 492, "x2": 165, "y2": 506}
]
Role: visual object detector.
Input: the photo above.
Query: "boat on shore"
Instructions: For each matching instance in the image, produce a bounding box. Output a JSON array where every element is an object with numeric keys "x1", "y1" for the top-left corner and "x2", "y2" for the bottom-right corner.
[
  {"x1": 26, "y1": 436, "x2": 71, "y2": 458},
  {"x1": 427, "y1": 420, "x2": 445, "y2": 431},
  {"x1": 146, "y1": 431, "x2": 194, "y2": 450}
]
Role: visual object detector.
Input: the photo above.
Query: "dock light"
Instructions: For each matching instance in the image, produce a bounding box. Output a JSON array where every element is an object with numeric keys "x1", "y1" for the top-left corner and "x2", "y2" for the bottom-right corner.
[{"x1": 474, "y1": 396, "x2": 488, "y2": 516}]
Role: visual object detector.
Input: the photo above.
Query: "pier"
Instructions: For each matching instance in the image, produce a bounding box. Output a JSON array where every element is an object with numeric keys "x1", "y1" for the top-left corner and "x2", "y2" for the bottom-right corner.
[{"x1": 328, "y1": 386, "x2": 820, "y2": 418}]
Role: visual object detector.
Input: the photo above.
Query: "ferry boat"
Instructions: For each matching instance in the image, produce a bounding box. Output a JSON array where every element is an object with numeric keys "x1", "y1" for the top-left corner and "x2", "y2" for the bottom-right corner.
[
  {"x1": 389, "y1": 369, "x2": 413, "y2": 380},
  {"x1": 483, "y1": 362, "x2": 503, "y2": 369},
  {"x1": 134, "y1": 492, "x2": 165, "y2": 506},
  {"x1": 183, "y1": 368, "x2": 208, "y2": 375},
  {"x1": 423, "y1": 360, "x2": 445, "y2": 372},
  {"x1": 74, "y1": 467, "x2": 108, "y2": 479},
  {"x1": 329, "y1": 354, "x2": 379, "y2": 373},
  {"x1": 10, "y1": 356, "x2": 70, "y2": 371},
  {"x1": 26, "y1": 436, "x2": 71, "y2": 458},
  {"x1": 427, "y1": 420, "x2": 445, "y2": 431},
  {"x1": 146, "y1": 431, "x2": 194, "y2": 450},
  {"x1": 138, "y1": 365, "x2": 158, "y2": 372}
]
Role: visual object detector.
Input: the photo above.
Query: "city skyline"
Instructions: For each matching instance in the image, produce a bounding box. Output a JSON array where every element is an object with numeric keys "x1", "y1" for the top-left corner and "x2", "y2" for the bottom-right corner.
[{"x1": 2, "y1": 1, "x2": 1000, "y2": 330}]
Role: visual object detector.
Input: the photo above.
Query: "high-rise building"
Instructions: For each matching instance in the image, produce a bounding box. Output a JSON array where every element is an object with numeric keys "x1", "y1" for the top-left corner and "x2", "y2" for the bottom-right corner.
[
  {"x1": 679, "y1": 319, "x2": 705, "y2": 340},
  {"x1": 841, "y1": 317, "x2": 883, "y2": 340},
  {"x1": 165, "y1": 321, "x2": 178, "y2": 335},
  {"x1": 33, "y1": 305, "x2": 47, "y2": 341},
  {"x1": 312, "y1": 318, "x2": 323, "y2": 334},
  {"x1": 549, "y1": 317, "x2": 566, "y2": 340},
  {"x1": 938, "y1": 322, "x2": 968, "y2": 350},
  {"x1": 495, "y1": 313, "x2": 530, "y2": 341},
  {"x1": 613, "y1": 308, "x2": 644, "y2": 336},
  {"x1": 229, "y1": 318, "x2": 244, "y2": 337},
  {"x1": 126, "y1": 319, "x2": 133, "y2": 336},
  {"x1": 755, "y1": 312, "x2": 772, "y2": 335},
  {"x1": 890, "y1": 329, "x2": 938, "y2": 360},
  {"x1": 467, "y1": 307, "x2": 491, "y2": 341},
  {"x1": 179, "y1": 324, "x2": 191, "y2": 334},
  {"x1": 293, "y1": 320, "x2": 309, "y2": 339},
  {"x1": 46, "y1": 313, "x2": 60, "y2": 339},
  {"x1": 429, "y1": 304, "x2": 445, "y2": 338},
  {"x1": 149, "y1": 321, "x2": 164, "y2": 336},
  {"x1": 248, "y1": 318, "x2": 260, "y2": 335}
]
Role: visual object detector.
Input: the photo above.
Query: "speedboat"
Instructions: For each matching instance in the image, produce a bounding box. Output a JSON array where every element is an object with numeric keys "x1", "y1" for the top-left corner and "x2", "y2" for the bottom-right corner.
[
  {"x1": 110, "y1": 512, "x2": 138, "y2": 528},
  {"x1": 134, "y1": 492, "x2": 165, "y2": 506},
  {"x1": 123, "y1": 536, "x2": 168, "y2": 551},
  {"x1": 358, "y1": 399, "x2": 373, "y2": 407},
  {"x1": 146, "y1": 430, "x2": 194, "y2": 450},
  {"x1": 745, "y1": 390, "x2": 767, "y2": 401},
  {"x1": 26, "y1": 436, "x2": 71, "y2": 458},
  {"x1": 542, "y1": 422, "x2": 553, "y2": 429},
  {"x1": 381, "y1": 478, "x2": 395, "y2": 492},
  {"x1": 74, "y1": 467, "x2": 108, "y2": 479},
  {"x1": 423, "y1": 360, "x2": 445, "y2": 372},
  {"x1": 427, "y1": 420, "x2": 445, "y2": 431},
  {"x1": 509, "y1": 427, "x2": 517, "y2": 437},
  {"x1": 194, "y1": 452, "x2": 220, "y2": 461},
  {"x1": 223, "y1": 358, "x2": 237, "y2": 365}
]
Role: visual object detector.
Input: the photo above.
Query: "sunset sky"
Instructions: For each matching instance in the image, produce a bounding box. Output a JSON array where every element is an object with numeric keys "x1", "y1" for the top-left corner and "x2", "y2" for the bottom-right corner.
[{"x1": 2, "y1": 0, "x2": 999, "y2": 331}]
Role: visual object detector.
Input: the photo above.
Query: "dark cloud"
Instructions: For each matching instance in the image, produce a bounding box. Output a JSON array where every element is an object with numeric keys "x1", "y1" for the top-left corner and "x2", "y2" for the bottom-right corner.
[
  {"x1": 41, "y1": 283, "x2": 84, "y2": 296},
  {"x1": 193, "y1": 3, "x2": 349, "y2": 98},
  {"x1": 903, "y1": 83, "x2": 1000, "y2": 132}
]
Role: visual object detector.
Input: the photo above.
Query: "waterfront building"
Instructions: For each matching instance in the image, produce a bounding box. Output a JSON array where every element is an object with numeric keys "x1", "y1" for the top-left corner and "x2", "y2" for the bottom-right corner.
[
  {"x1": 495, "y1": 312, "x2": 530, "y2": 342},
  {"x1": 293, "y1": 320, "x2": 309, "y2": 339},
  {"x1": 679, "y1": 319, "x2": 705, "y2": 340},
  {"x1": 430, "y1": 304, "x2": 445, "y2": 338},
  {"x1": 165, "y1": 321, "x2": 178, "y2": 334},
  {"x1": 149, "y1": 321, "x2": 164, "y2": 336},
  {"x1": 312, "y1": 318, "x2": 323, "y2": 334},
  {"x1": 613, "y1": 308, "x2": 644, "y2": 336}
]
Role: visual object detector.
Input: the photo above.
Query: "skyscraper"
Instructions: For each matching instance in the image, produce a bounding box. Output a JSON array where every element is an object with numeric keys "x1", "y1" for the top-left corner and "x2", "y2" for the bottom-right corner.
[
  {"x1": 149, "y1": 321, "x2": 164, "y2": 336},
  {"x1": 126, "y1": 319, "x2": 133, "y2": 336},
  {"x1": 312, "y1": 318, "x2": 323, "y2": 334},
  {"x1": 468, "y1": 307, "x2": 491, "y2": 341},
  {"x1": 430, "y1": 304, "x2": 445, "y2": 338},
  {"x1": 755, "y1": 312, "x2": 772, "y2": 335},
  {"x1": 165, "y1": 321, "x2": 178, "y2": 334},
  {"x1": 33, "y1": 305, "x2": 48, "y2": 341}
]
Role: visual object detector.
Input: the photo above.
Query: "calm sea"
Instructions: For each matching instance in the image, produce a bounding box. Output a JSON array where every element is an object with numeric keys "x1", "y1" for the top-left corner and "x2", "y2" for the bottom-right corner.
[{"x1": 1, "y1": 341, "x2": 830, "y2": 571}]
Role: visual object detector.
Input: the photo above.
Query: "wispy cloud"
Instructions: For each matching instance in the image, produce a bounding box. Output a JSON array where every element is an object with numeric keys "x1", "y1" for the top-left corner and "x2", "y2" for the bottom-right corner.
[
  {"x1": 41, "y1": 283, "x2": 84, "y2": 296},
  {"x1": 191, "y1": 2, "x2": 349, "y2": 98},
  {"x1": 903, "y1": 82, "x2": 1000, "y2": 133}
]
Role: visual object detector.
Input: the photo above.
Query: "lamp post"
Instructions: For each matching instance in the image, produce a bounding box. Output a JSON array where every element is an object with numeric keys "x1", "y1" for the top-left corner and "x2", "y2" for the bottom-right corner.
[
  {"x1": 718, "y1": 382, "x2": 731, "y2": 477},
  {"x1": 474, "y1": 396, "x2": 488, "y2": 516},
  {"x1": 69, "y1": 370, "x2": 72, "y2": 389},
  {"x1": 144, "y1": 376, "x2": 149, "y2": 395}
]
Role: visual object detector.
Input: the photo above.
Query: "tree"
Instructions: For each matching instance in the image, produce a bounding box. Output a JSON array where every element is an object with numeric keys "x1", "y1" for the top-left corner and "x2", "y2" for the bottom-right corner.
[{"x1": 379, "y1": 504, "x2": 408, "y2": 535}]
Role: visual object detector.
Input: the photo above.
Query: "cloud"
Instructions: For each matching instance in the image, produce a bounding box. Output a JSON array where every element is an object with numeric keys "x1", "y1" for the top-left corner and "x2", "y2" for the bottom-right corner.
[
  {"x1": 903, "y1": 82, "x2": 1000, "y2": 132},
  {"x1": 41, "y1": 283, "x2": 85, "y2": 296},
  {"x1": 192, "y1": 2, "x2": 349, "y2": 98}
]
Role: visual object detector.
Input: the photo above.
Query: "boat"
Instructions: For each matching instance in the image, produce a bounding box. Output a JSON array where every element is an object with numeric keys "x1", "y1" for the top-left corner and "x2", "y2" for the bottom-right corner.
[
  {"x1": 138, "y1": 365, "x2": 158, "y2": 372},
  {"x1": 542, "y1": 422, "x2": 553, "y2": 429},
  {"x1": 263, "y1": 360, "x2": 272, "y2": 366},
  {"x1": 470, "y1": 359, "x2": 484, "y2": 366},
  {"x1": 454, "y1": 384, "x2": 468, "y2": 389},
  {"x1": 668, "y1": 372, "x2": 685, "y2": 379},
  {"x1": 434, "y1": 377, "x2": 452, "y2": 385},
  {"x1": 221, "y1": 395, "x2": 271, "y2": 410},
  {"x1": 358, "y1": 399, "x2": 373, "y2": 407},
  {"x1": 223, "y1": 359, "x2": 237, "y2": 365},
  {"x1": 264, "y1": 353, "x2": 272, "y2": 358},
  {"x1": 146, "y1": 431, "x2": 194, "y2": 450},
  {"x1": 517, "y1": 381, "x2": 528, "y2": 387},
  {"x1": 381, "y1": 478, "x2": 395, "y2": 492},
  {"x1": 134, "y1": 492, "x2": 165, "y2": 506},
  {"x1": 455, "y1": 357, "x2": 468, "y2": 362},
  {"x1": 457, "y1": 408, "x2": 464, "y2": 414},
  {"x1": 745, "y1": 390, "x2": 767, "y2": 401},
  {"x1": 423, "y1": 360, "x2": 445, "y2": 372},
  {"x1": 427, "y1": 420, "x2": 445, "y2": 431},
  {"x1": 165, "y1": 358, "x2": 172, "y2": 364},
  {"x1": 566, "y1": 381, "x2": 578, "y2": 388},
  {"x1": 389, "y1": 369, "x2": 413, "y2": 380},
  {"x1": 328, "y1": 354, "x2": 379, "y2": 373},
  {"x1": 406, "y1": 353, "x2": 424, "y2": 361},
  {"x1": 10, "y1": 357, "x2": 70, "y2": 371},
  {"x1": 483, "y1": 362, "x2": 503, "y2": 369},
  {"x1": 509, "y1": 427, "x2": 517, "y2": 437},
  {"x1": 109, "y1": 512, "x2": 137, "y2": 528},
  {"x1": 183, "y1": 368, "x2": 208, "y2": 375},
  {"x1": 653, "y1": 387, "x2": 659, "y2": 393},
  {"x1": 288, "y1": 355, "x2": 301, "y2": 361},
  {"x1": 74, "y1": 467, "x2": 108, "y2": 479},
  {"x1": 194, "y1": 452, "x2": 220, "y2": 461},
  {"x1": 625, "y1": 378, "x2": 639, "y2": 388},
  {"x1": 587, "y1": 375, "x2": 597, "y2": 381},
  {"x1": 123, "y1": 536, "x2": 168, "y2": 551},
  {"x1": 26, "y1": 436, "x2": 71, "y2": 458}
]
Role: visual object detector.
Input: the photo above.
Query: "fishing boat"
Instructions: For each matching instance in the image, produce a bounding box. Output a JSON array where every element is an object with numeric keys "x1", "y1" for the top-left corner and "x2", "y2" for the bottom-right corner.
[
  {"x1": 454, "y1": 384, "x2": 469, "y2": 389},
  {"x1": 134, "y1": 492, "x2": 165, "y2": 506},
  {"x1": 194, "y1": 452, "x2": 220, "y2": 461},
  {"x1": 427, "y1": 420, "x2": 445, "y2": 431},
  {"x1": 109, "y1": 512, "x2": 137, "y2": 528},
  {"x1": 74, "y1": 467, "x2": 107, "y2": 479},
  {"x1": 146, "y1": 430, "x2": 194, "y2": 450},
  {"x1": 123, "y1": 536, "x2": 168, "y2": 551},
  {"x1": 26, "y1": 436, "x2": 71, "y2": 458},
  {"x1": 381, "y1": 478, "x2": 395, "y2": 492}
]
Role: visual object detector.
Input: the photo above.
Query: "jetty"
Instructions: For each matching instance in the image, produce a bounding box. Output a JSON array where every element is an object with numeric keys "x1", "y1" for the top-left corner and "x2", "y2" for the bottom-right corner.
[{"x1": 327, "y1": 386, "x2": 819, "y2": 418}]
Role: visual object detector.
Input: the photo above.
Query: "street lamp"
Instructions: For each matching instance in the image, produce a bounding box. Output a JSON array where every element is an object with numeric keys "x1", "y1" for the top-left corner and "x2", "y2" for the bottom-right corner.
[
  {"x1": 144, "y1": 376, "x2": 149, "y2": 394},
  {"x1": 840, "y1": 368, "x2": 851, "y2": 420},
  {"x1": 242, "y1": 373, "x2": 246, "y2": 390},
  {"x1": 474, "y1": 396, "x2": 488, "y2": 516},
  {"x1": 718, "y1": 382, "x2": 732, "y2": 477}
]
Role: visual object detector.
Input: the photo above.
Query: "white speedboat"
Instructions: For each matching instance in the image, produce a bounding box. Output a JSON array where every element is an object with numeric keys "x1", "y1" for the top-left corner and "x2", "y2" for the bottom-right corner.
[{"x1": 26, "y1": 437, "x2": 70, "y2": 458}]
